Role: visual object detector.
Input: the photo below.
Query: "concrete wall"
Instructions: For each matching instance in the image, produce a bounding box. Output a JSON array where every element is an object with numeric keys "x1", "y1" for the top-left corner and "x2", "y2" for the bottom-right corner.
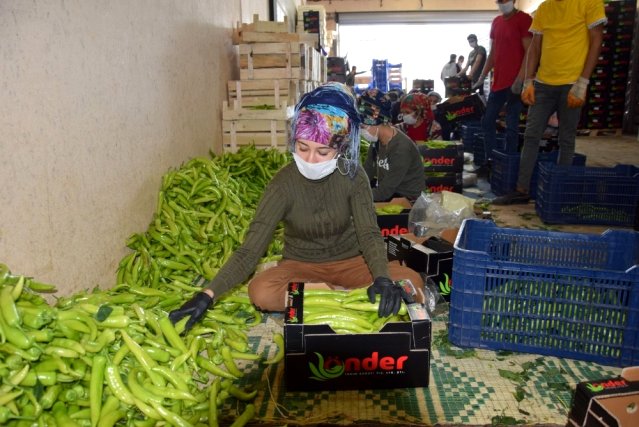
[{"x1": 0, "y1": 0, "x2": 271, "y2": 295}]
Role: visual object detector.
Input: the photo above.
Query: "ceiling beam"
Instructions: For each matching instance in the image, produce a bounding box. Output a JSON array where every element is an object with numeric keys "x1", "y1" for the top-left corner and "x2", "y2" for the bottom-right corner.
[{"x1": 304, "y1": 0, "x2": 541, "y2": 14}]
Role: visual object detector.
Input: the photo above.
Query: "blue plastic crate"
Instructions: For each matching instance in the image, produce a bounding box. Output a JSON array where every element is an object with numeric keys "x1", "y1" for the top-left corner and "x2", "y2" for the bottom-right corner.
[
  {"x1": 472, "y1": 134, "x2": 505, "y2": 166},
  {"x1": 535, "y1": 163, "x2": 639, "y2": 226},
  {"x1": 472, "y1": 133, "x2": 486, "y2": 165},
  {"x1": 459, "y1": 123, "x2": 481, "y2": 146},
  {"x1": 449, "y1": 219, "x2": 639, "y2": 367},
  {"x1": 490, "y1": 150, "x2": 587, "y2": 198}
]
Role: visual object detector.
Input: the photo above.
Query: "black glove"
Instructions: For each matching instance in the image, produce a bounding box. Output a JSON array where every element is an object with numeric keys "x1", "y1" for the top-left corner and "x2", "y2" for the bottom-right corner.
[
  {"x1": 367, "y1": 277, "x2": 413, "y2": 318},
  {"x1": 168, "y1": 292, "x2": 213, "y2": 332}
]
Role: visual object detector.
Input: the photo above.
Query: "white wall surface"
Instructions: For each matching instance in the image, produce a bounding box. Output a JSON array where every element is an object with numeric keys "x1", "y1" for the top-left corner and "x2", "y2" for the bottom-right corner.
[{"x1": 0, "y1": 0, "x2": 270, "y2": 295}]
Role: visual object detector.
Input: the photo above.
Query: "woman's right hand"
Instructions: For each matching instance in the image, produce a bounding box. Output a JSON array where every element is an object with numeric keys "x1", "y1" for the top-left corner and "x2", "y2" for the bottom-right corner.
[
  {"x1": 367, "y1": 277, "x2": 414, "y2": 318},
  {"x1": 168, "y1": 291, "x2": 214, "y2": 332}
]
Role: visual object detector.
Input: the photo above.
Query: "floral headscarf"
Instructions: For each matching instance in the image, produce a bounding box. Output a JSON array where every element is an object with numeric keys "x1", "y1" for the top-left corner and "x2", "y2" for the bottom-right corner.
[
  {"x1": 290, "y1": 82, "x2": 361, "y2": 178},
  {"x1": 400, "y1": 92, "x2": 434, "y2": 121}
]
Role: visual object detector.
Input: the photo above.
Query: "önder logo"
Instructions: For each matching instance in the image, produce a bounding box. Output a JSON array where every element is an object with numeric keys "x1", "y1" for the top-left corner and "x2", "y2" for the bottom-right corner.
[
  {"x1": 380, "y1": 225, "x2": 409, "y2": 236},
  {"x1": 308, "y1": 351, "x2": 409, "y2": 381},
  {"x1": 423, "y1": 156, "x2": 456, "y2": 166},
  {"x1": 444, "y1": 105, "x2": 476, "y2": 122},
  {"x1": 427, "y1": 184, "x2": 455, "y2": 192},
  {"x1": 585, "y1": 378, "x2": 629, "y2": 393},
  {"x1": 286, "y1": 306, "x2": 298, "y2": 324}
]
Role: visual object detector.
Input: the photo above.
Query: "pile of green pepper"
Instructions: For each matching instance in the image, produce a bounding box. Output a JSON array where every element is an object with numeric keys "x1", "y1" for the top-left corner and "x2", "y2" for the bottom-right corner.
[
  {"x1": 0, "y1": 270, "x2": 282, "y2": 426},
  {"x1": 119, "y1": 146, "x2": 290, "y2": 288},
  {"x1": 0, "y1": 146, "x2": 291, "y2": 426}
]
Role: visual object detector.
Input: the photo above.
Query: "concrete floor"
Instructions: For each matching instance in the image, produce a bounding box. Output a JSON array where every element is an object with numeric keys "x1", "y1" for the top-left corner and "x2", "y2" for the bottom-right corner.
[{"x1": 466, "y1": 133, "x2": 639, "y2": 234}]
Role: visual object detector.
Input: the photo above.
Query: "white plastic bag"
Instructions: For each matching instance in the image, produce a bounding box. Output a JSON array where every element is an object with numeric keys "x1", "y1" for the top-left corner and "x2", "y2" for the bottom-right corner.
[{"x1": 408, "y1": 191, "x2": 475, "y2": 237}]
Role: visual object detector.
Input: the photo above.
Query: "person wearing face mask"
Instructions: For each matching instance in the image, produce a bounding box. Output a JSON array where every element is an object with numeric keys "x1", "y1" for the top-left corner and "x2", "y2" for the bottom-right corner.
[
  {"x1": 472, "y1": 0, "x2": 532, "y2": 171},
  {"x1": 167, "y1": 83, "x2": 425, "y2": 330},
  {"x1": 397, "y1": 92, "x2": 437, "y2": 148},
  {"x1": 360, "y1": 88, "x2": 425, "y2": 203},
  {"x1": 458, "y1": 34, "x2": 487, "y2": 95},
  {"x1": 493, "y1": 0, "x2": 606, "y2": 205}
]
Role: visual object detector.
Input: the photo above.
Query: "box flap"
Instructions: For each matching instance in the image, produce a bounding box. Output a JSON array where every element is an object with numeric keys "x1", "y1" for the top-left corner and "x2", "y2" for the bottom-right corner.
[
  {"x1": 621, "y1": 367, "x2": 639, "y2": 382},
  {"x1": 587, "y1": 393, "x2": 639, "y2": 427}
]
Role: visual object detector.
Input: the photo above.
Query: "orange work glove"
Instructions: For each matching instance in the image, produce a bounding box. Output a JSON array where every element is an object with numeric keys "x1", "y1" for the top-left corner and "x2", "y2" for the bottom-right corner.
[
  {"x1": 520, "y1": 79, "x2": 535, "y2": 105},
  {"x1": 567, "y1": 77, "x2": 589, "y2": 108}
]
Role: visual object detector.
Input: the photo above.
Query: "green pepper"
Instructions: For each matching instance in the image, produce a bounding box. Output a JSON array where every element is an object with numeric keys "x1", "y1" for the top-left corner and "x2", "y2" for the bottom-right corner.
[
  {"x1": 119, "y1": 329, "x2": 164, "y2": 387},
  {"x1": 104, "y1": 363, "x2": 135, "y2": 405},
  {"x1": 0, "y1": 310, "x2": 33, "y2": 349},
  {"x1": 89, "y1": 354, "x2": 106, "y2": 427}
]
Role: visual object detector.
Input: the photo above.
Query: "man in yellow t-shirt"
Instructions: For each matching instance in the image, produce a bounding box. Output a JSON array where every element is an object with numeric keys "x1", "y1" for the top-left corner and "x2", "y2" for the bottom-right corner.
[{"x1": 493, "y1": 0, "x2": 606, "y2": 205}]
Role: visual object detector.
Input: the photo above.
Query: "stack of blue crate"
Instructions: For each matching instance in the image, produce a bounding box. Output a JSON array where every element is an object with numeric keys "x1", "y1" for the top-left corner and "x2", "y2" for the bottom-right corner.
[{"x1": 371, "y1": 59, "x2": 389, "y2": 91}]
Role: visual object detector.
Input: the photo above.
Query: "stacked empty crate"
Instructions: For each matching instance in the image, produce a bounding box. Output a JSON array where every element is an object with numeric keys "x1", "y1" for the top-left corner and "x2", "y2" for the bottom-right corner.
[
  {"x1": 371, "y1": 59, "x2": 389, "y2": 91},
  {"x1": 224, "y1": 15, "x2": 326, "y2": 152},
  {"x1": 579, "y1": 0, "x2": 635, "y2": 134},
  {"x1": 296, "y1": 5, "x2": 330, "y2": 53},
  {"x1": 326, "y1": 57, "x2": 347, "y2": 84},
  {"x1": 388, "y1": 63, "x2": 403, "y2": 91},
  {"x1": 412, "y1": 79, "x2": 434, "y2": 94}
]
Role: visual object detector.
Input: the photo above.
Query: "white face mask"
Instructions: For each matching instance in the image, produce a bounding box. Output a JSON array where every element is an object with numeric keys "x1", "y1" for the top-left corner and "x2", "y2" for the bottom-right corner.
[
  {"x1": 292, "y1": 152, "x2": 338, "y2": 180},
  {"x1": 498, "y1": 1, "x2": 514, "y2": 14},
  {"x1": 402, "y1": 114, "x2": 417, "y2": 125},
  {"x1": 361, "y1": 126, "x2": 379, "y2": 142},
  {"x1": 470, "y1": 41, "x2": 478, "y2": 48}
]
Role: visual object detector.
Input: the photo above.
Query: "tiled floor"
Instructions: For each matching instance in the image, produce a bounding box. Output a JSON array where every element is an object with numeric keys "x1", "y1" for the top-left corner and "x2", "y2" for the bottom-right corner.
[{"x1": 466, "y1": 134, "x2": 639, "y2": 234}]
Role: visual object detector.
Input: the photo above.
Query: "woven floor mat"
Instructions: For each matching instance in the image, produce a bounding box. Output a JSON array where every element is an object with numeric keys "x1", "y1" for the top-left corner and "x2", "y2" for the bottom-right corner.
[{"x1": 219, "y1": 313, "x2": 621, "y2": 426}]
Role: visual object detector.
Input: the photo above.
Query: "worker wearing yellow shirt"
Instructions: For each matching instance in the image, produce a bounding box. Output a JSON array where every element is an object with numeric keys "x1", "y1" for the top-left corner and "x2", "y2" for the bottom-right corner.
[{"x1": 493, "y1": 0, "x2": 607, "y2": 205}]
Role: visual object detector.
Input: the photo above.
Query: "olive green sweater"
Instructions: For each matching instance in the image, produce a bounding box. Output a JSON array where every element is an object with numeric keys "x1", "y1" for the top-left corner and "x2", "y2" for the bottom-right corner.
[{"x1": 207, "y1": 162, "x2": 389, "y2": 297}]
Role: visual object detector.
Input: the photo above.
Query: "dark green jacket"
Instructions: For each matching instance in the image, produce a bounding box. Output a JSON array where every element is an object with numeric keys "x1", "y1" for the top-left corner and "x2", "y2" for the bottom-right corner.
[
  {"x1": 207, "y1": 162, "x2": 389, "y2": 296},
  {"x1": 363, "y1": 129, "x2": 425, "y2": 201}
]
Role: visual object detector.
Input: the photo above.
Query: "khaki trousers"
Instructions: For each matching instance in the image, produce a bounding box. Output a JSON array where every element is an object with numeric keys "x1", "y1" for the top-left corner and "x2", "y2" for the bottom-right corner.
[{"x1": 248, "y1": 256, "x2": 424, "y2": 311}]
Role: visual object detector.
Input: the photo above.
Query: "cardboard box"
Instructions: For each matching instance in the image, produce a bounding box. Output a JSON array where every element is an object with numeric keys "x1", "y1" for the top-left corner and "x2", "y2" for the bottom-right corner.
[
  {"x1": 284, "y1": 282, "x2": 431, "y2": 391},
  {"x1": 386, "y1": 234, "x2": 454, "y2": 301},
  {"x1": 425, "y1": 172, "x2": 463, "y2": 194},
  {"x1": 436, "y1": 93, "x2": 485, "y2": 125},
  {"x1": 568, "y1": 366, "x2": 639, "y2": 427},
  {"x1": 375, "y1": 197, "x2": 412, "y2": 237},
  {"x1": 419, "y1": 141, "x2": 464, "y2": 173}
]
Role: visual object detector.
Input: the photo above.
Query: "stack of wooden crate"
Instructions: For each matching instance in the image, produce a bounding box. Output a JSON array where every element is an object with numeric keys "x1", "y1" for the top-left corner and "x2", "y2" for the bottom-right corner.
[
  {"x1": 296, "y1": 5, "x2": 330, "y2": 51},
  {"x1": 223, "y1": 15, "x2": 327, "y2": 153}
]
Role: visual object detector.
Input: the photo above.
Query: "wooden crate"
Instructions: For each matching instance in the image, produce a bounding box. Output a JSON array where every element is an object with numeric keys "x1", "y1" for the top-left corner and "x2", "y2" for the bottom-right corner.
[
  {"x1": 222, "y1": 100, "x2": 292, "y2": 153},
  {"x1": 238, "y1": 42, "x2": 324, "y2": 82},
  {"x1": 227, "y1": 79, "x2": 320, "y2": 108},
  {"x1": 233, "y1": 14, "x2": 317, "y2": 46},
  {"x1": 241, "y1": 14, "x2": 290, "y2": 33},
  {"x1": 232, "y1": 14, "x2": 289, "y2": 44}
]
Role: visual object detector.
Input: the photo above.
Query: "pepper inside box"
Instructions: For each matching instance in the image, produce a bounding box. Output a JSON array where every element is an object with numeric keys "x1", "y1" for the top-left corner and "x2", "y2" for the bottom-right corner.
[
  {"x1": 283, "y1": 282, "x2": 431, "y2": 391},
  {"x1": 420, "y1": 140, "x2": 464, "y2": 173},
  {"x1": 375, "y1": 197, "x2": 413, "y2": 237}
]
